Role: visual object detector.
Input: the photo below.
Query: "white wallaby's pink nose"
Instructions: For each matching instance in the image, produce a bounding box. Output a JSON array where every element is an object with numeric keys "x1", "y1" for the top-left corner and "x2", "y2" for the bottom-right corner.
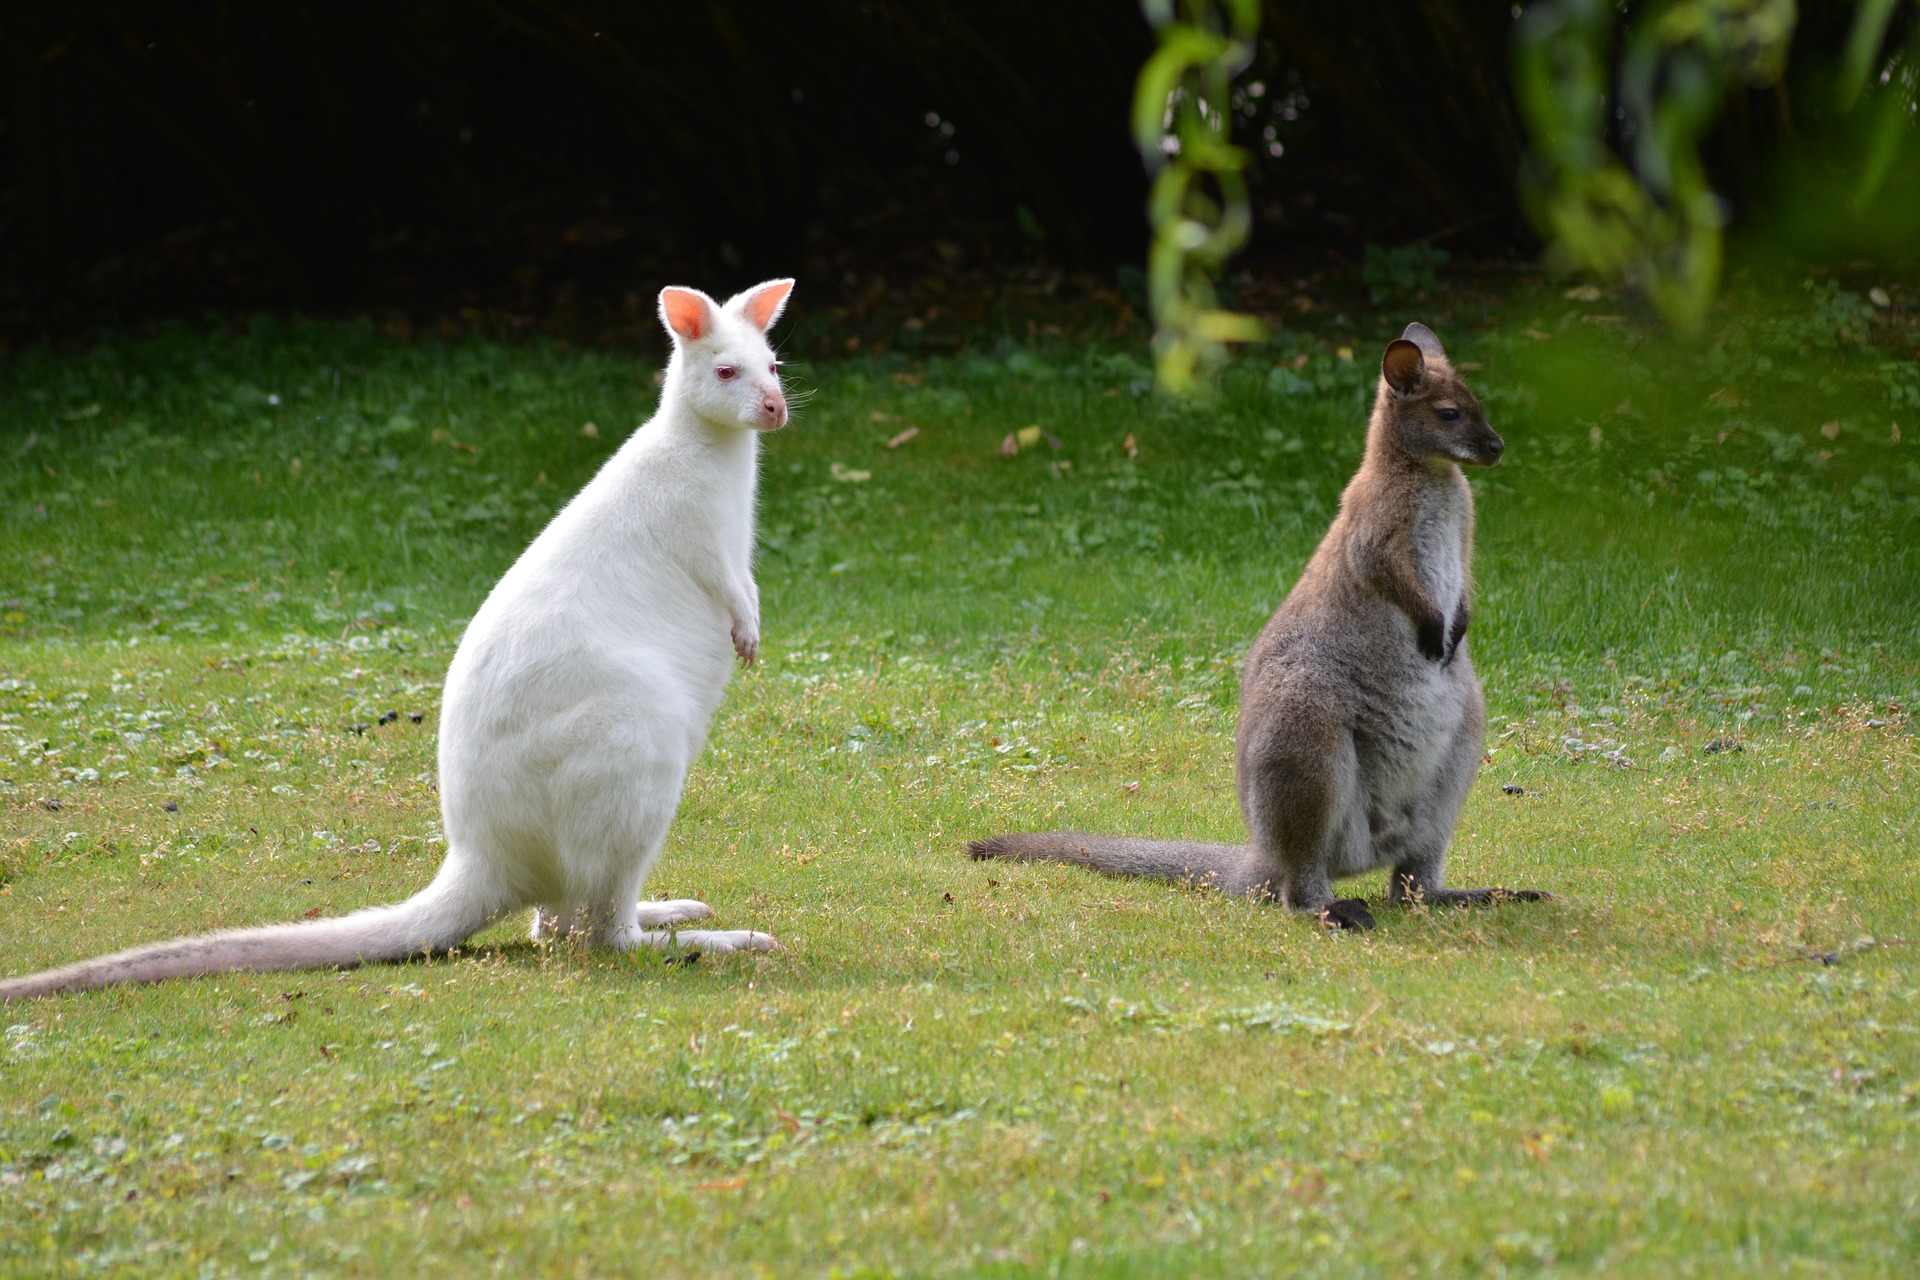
[{"x1": 762, "y1": 392, "x2": 788, "y2": 430}]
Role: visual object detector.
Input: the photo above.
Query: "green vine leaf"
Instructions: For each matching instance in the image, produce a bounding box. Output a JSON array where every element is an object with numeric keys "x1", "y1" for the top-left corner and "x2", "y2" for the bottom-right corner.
[{"x1": 1133, "y1": 0, "x2": 1266, "y2": 394}]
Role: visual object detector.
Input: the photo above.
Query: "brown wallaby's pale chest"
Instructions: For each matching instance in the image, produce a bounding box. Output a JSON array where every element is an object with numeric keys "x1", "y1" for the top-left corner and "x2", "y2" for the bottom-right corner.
[{"x1": 1412, "y1": 479, "x2": 1470, "y2": 641}]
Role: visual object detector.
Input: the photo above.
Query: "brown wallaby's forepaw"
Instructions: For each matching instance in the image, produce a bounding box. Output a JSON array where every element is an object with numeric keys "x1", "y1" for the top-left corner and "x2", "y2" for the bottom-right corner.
[
  {"x1": 1444, "y1": 605, "x2": 1470, "y2": 664},
  {"x1": 1416, "y1": 612, "x2": 1447, "y2": 661},
  {"x1": 1317, "y1": 898, "x2": 1376, "y2": 931}
]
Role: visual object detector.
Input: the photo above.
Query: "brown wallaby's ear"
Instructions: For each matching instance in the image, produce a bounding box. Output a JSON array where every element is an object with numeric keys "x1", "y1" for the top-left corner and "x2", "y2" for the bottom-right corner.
[
  {"x1": 730, "y1": 278, "x2": 795, "y2": 332},
  {"x1": 1400, "y1": 322, "x2": 1447, "y2": 363},
  {"x1": 658, "y1": 287, "x2": 717, "y2": 343},
  {"x1": 1382, "y1": 339, "x2": 1426, "y2": 396}
]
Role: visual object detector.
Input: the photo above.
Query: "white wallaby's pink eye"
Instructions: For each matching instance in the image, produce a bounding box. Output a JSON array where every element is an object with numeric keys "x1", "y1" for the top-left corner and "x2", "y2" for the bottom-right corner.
[{"x1": 715, "y1": 366, "x2": 738, "y2": 382}]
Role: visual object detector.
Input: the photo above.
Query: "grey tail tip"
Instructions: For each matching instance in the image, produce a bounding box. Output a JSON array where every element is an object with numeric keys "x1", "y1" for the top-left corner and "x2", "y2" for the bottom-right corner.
[{"x1": 968, "y1": 837, "x2": 1011, "y2": 860}]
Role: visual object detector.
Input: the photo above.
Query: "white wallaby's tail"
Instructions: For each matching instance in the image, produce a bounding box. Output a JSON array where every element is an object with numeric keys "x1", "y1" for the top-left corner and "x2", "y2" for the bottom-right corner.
[
  {"x1": 0, "y1": 860, "x2": 502, "y2": 1001},
  {"x1": 969, "y1": 832, "x2": 1272, "y2": 897}
]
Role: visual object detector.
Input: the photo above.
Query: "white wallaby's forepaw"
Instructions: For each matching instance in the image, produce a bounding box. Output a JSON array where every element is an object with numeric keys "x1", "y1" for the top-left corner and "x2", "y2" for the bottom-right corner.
[
  {"x1": 732, "y1": 622, "x2": 758, "y2": 667},
  {"x1": 634, "y1": 899, "x2": 715, "y2": 927}
]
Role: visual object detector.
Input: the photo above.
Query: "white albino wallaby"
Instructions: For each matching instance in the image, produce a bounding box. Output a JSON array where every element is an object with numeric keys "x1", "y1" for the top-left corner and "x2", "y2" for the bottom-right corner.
[{"x1": 0, "y1": 279, "x2": 794, "y2": 1000}]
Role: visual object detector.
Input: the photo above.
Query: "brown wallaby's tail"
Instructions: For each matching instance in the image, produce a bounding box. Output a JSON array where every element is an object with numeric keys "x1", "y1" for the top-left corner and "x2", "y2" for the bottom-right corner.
[
  {"x1": 969, "y1": 832, "x2": 1271, "y2": 897},
  {"x1": 0, "y1": 857, "x2": 508, "y2": 1001}
]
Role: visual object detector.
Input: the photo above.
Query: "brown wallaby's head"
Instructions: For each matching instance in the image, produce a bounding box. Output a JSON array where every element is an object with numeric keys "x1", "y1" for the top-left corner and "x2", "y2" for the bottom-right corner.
[{"x1": 1375, "y1": 322, "x2": 1504, "y2": 468}]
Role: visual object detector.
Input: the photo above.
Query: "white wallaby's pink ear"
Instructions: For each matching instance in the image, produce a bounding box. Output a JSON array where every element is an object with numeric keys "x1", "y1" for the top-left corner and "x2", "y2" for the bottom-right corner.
[
  {"x1": 659, "y1": 287, "x2": 717, "y2": 343},
  {"x1": 732, "y1": 278, "x2": 795, "y2": 332}
]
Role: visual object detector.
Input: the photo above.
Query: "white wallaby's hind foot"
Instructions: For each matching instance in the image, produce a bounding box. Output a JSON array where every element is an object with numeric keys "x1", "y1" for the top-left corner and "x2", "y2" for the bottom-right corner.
[
  {"x1": 634, "y1": 899, "x2": 716, "y2": 927},
  {"x1": 609, "y1": 927, "x2": 780, "y2": 954},
  {"x1": 532, "y1": 900, "x2": 717, "y2": 941}
]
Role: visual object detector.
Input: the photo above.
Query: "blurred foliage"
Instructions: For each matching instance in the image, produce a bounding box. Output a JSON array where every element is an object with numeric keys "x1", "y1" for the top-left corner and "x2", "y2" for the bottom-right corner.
[
  {"x1": 1134, "y1": 0, "x2": 1265, "y2": 393},
  {"x1": 1835, "y1": 0, "x2": 1920, "y2": 207},
  {"x1": 1515, "y1": 0, "x2": 1919, "y2": 333},
  {"x1": 1515, "y1": 0, "x2": 1799, "y2": 334}
]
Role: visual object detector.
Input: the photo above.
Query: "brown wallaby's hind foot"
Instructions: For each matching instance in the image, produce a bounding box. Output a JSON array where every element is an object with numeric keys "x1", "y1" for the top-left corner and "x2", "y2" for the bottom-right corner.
[
  {"x1": 1393, "y1": 879, "x2": 1553, "y2": 907},
  {"x1": 1316, "y1": 898, "x2": 1377, "y2": 931}
]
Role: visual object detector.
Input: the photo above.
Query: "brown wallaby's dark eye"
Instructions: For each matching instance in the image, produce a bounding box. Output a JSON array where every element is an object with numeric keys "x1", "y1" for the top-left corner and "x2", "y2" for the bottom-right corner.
[
  {"x1": 715, "y1": 366, "x2": 738, "y2": 382},
  {"x1": 1438, "y1": 408, "x2": 1460, "y2": 422}
]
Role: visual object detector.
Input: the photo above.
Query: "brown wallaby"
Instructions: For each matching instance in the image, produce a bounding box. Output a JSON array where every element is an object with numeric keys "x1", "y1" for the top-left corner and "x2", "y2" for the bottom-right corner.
[{"x1": 970, "y1": 323, "x2": 1549, "y2": 929}]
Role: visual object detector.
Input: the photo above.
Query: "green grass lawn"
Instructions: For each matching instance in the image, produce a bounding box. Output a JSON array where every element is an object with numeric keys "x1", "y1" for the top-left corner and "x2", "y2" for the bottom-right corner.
[{"x1": 1, "y1": 282, "x2": 1917, "y2": 1277}]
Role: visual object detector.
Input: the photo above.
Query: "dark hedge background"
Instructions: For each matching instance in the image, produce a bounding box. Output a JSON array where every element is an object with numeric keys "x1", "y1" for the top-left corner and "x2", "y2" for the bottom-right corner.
[{"x1": 0, "y1": 2, "x2": 1891, "y2": 350}]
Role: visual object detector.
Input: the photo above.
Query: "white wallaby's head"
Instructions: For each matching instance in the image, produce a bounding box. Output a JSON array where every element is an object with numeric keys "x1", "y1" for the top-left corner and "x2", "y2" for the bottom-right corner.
[{"x1": 658, "y1": 279, "x2": 794, "y2": 431}]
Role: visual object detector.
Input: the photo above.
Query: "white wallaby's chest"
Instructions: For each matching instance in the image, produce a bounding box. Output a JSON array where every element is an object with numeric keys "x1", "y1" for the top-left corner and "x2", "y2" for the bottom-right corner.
[{"x1": 1412, "y1": 484, "x2": 1468, "y2": 632}]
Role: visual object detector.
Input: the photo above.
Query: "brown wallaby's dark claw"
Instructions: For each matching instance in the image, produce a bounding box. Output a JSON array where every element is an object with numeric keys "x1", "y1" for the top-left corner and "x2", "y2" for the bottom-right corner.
[{"x1": 1318, "y1": 898, "x2": 1377, "y2": 931}]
